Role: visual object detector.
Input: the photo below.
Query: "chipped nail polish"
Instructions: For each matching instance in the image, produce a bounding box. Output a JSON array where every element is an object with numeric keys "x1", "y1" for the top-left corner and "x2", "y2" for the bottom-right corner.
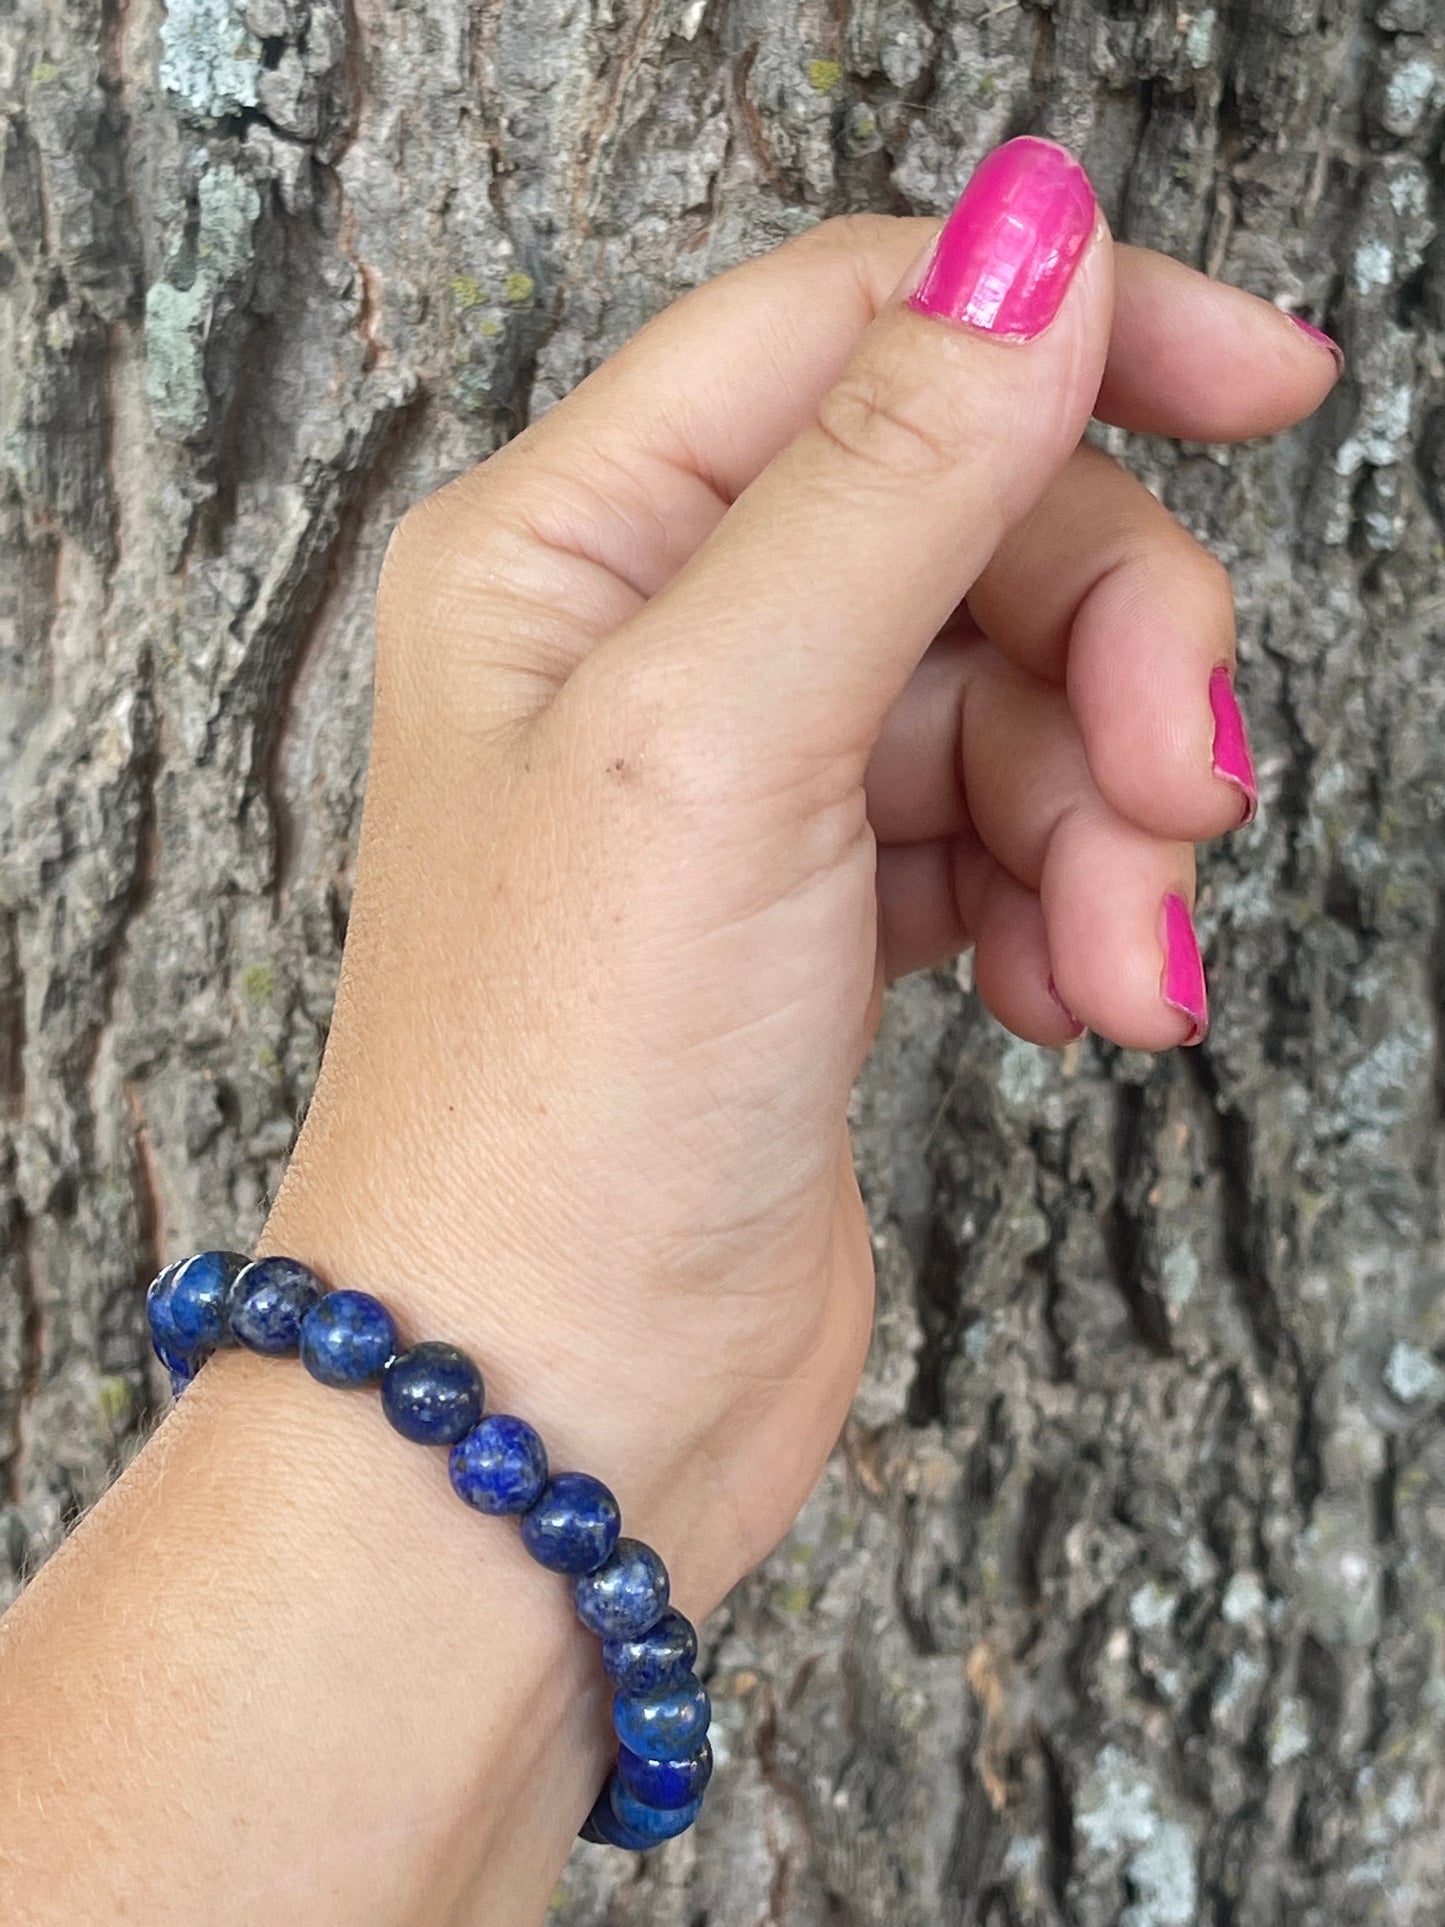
[
  {"x1": 1160, "y1": 894, "x2": 1208, "y2": 1047},
  {"x1": 1287, "y1": 312, "x2": 1345, "y2": 374},
  {"x1": 1209, "y1": 666, "x2": 1258, "y2": 825},
  {"x1": 907, "y1": 137, "x2": 1097, "y2": 340}
]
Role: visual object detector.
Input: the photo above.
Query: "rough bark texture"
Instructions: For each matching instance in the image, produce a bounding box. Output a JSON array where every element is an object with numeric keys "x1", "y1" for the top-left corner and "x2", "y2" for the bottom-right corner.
[{"x1": 3, "y1": 0, "x2": 1445, "y2": 1920}]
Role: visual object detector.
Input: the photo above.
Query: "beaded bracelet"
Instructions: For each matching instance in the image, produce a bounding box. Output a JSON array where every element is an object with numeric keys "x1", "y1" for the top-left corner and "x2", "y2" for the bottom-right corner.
[{"x1": 144, "y1": 1249, "x2": 713, "y2": 1852}]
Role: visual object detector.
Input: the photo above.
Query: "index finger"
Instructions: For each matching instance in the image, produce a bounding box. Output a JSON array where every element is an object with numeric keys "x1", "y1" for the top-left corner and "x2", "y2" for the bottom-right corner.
[{"x1": 385, "y1": 214, "x2": 1341, "y2": 719}]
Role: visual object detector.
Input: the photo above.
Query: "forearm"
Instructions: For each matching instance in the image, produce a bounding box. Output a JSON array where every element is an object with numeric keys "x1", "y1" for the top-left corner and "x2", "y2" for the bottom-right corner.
[
  {"x1": 0, "y1": 1345, "x2": 610, "y2": 1927},
  {"x1": 0, "y1": 919, "x2": 799, "y2": 1923}
]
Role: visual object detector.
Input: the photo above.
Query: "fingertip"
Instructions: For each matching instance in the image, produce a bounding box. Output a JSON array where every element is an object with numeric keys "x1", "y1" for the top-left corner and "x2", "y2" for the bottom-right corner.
[
  {"x1": 1067, "y1": 562, "x2": 1254, "y2": 847},
  {"x1": 1283, "y1": 310, "x2": 1346, "y2": 378},
  {"x1": 1103, "y1": 247, "x2": 1345, "y2": 442},
  {"x1": 1041, "y1": 810, "x2": 1206, "y2": 1052},
  {"x1": 1080, "y1": 690, "x2": 1248, "y2": 845},
  {"x1": 972, "y1": 869, "x2": 1082, "y2": 1046},
  {"x1": 903, "y1": 137, "x2": 1104, "y2": 342}
]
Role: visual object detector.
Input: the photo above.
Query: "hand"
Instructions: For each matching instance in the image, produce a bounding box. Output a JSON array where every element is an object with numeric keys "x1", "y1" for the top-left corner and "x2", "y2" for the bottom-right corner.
[
  {"x1": 262, "y1": 140, "x2": 1340, "y2": 1623},
  {"x1": 0, "y1": 141, "x2": 1345, "y2": 1927}
]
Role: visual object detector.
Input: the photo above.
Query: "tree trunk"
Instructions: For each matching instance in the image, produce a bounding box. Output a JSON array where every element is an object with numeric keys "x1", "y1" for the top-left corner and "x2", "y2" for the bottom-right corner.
[{"x1": 4, "y1": 0, "x2": 1444, "y2": 1919}]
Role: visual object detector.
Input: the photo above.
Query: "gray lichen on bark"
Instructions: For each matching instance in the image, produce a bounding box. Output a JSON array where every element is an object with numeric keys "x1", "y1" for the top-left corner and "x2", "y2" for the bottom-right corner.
[{"x1": 3, "y1": 1, "x2": 1445, "y2": 1922}]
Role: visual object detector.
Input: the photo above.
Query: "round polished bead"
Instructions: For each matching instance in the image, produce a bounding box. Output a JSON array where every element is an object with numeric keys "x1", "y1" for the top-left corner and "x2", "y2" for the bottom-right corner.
[
  {"x1": 601, "y1": 1607, "x2": 697, "y2": 1695},
  {"x1": 449, "y1": 1414, "x2": 548, "y2": 1515},
  {"x1": 145, "y1": 1263, "x2": 185, "y2": 1357},
  {"x1": 608, "y1": 1775, "x2": 703, "y2": 1843},
  {"x1": 228, "y1": 1256, "x2": 322, "y2": 1355},
  {"x1": 300, "y1": 1290, "x2": 398, "y2": 1388},
  {"x1": 572, "y1": 1537, "x2": 669, "y2": 1639},
  {"x1": 519, "y1": 1472, "x2": 620, "y2": 1574},
  {"x1": 147, "y1": 1265, "x2": 198, "y2": 1381},
  {"x1": 168, "y1": 1250, "x2": 248, "y2": 1351},
  {"x1": 581, "y1": 1792, "x2": 655, "y2": 1852},
  {"x1": 381, "y1": 1342, "x2": 483, "y2": 1445},
  {"x1": 613, "y1": 1674, "x2": 711, "y2": 1761},
  {"x1": 618, "y1": 1739, "x2": 713, "y2": 1810}
]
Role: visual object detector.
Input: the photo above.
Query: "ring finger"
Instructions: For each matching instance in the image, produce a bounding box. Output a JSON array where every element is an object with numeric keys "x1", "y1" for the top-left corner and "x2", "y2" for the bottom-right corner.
[{"x1": 866, "y1": 443, "x2": 1255, "y2": 851}]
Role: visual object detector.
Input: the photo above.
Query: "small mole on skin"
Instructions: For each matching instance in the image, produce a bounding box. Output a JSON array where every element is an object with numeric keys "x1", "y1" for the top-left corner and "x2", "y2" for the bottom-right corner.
[{"x1": 610, "y1": 757, "x2": 628, "y2": 778}]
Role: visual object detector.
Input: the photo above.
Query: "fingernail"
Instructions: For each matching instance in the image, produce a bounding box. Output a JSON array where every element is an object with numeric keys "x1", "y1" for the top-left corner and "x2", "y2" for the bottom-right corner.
[
  {"x1": 907, "y1": 137, "x2": 1097, "y2": 339},
  {"x1": 1209, "y1": 666, "x2": 1258, "y2": 824},
  {"x1": 1047, "y1": 976, "x2": 1086, "y2": 1037},
  {"x1": 1287, "y1": 312, "x2": 1345, "y2": 375},
  {"x1": 1160, "y1": 894, "x2": 1208, "y2": 1047}
]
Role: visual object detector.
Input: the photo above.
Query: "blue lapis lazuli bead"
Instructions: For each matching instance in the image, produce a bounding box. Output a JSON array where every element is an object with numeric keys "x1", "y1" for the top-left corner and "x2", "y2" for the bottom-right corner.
[
  {"x1": 608, "y1": 1775, "x2": 703, "y2": 1843},
  {"x1": 147, "y1": 1267, "x2": 204, "y2": 1401},
  {"x1": 613, "y1": 1675, "x2": 711, "y2": 1762},
  {"x1": 228, "y1": 1256, "x2": 322, "y2": 1355},
  {"x1": 520, "y1": 1472, "x2": 620, "y2": 1574},
  {"x1": 299, "y1": 1289, "x2": 397, "y2": 1388},
  {"x1": 381, "y1": 1342, "x2": 484, "y2": 1444},
  {"x1": 618, "y1": 1739, "x2": 713, "y2": 1809},
  {"x1": 168, "y1": 1250, "x2": 248, "y2": 1351},
  {"x1": 572, "y1": 1536, "x2": 669, "y2": 1639},
  {"x1": 601, "y1": 1607, "x2": 697, "y2": 1694},
  {"x1": 581, "y1": 1792, "x2": 656, "y2": 1852},
  {"x1": 449, "y1": 1414, "x2": 548, "y2": 1515},
  {"x1": 145, "y1": 1263, "x2": 185, "y2": 1355}
]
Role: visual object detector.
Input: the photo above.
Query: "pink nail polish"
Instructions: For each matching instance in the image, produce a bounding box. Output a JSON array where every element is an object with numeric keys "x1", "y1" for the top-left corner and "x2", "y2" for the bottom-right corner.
[
  {"x1": 1160, "y1": 894, "x2": 1208, "y2": 1046},
  {"x1": 907, "y1": 137, "x2": 1097, "y2": 339},
  {"x1": 1287, "y1": 312, "x2": 1345, "y2": 374},
  {"x1": 1209, "y1": 666, "x2": 1258, "y2": 824},
  {"x1": 1047, "y1": 976, "x2": 1086, "y2": 1036}
]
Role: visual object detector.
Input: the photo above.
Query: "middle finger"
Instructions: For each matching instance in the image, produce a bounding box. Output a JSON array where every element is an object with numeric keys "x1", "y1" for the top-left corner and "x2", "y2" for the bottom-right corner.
[{"x1": 866, "y1": 444, "x2": 1256, "y2": 847}]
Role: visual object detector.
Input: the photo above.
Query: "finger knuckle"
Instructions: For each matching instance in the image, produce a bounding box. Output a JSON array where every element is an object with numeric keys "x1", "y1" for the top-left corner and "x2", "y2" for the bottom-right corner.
[
  {"x1": 377, "y1": 477, "x2": 517, "y2": 649},
  {"x1": 378, "y1": 490, "x2": 454, "y2": 609},
  {"x1": 378, "y1": 504, "x2": 422, "y2": 596},
  {"x1": 815, "y1": 355, "x2": 965, "y2": 488}
]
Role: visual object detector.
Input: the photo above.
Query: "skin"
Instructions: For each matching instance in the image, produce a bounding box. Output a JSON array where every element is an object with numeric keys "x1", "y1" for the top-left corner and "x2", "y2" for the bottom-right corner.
[{"x1": 0, "y1": 205, "x2": 1339, "y2": 1926}]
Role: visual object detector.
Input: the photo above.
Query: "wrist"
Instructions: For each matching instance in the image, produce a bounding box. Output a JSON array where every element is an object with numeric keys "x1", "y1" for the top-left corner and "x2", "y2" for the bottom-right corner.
[
  {"x1": 178, "y1": 1348, "x2": 612, "y2": 1918},
  {"x1": 257, "y1": 1177, "x2": 755, "y2": 1618}
]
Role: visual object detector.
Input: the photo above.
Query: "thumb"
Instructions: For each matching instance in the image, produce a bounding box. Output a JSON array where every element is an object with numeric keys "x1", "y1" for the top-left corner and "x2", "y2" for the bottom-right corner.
[{"x1": 584, "y1": 138, "x2": 1111, "y2": 771}]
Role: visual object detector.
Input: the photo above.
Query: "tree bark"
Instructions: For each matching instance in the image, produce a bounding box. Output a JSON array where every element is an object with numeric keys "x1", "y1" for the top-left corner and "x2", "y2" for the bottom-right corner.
[{"x1": 4, "y1": 0, "x2": 1445, "y2": 1920}]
